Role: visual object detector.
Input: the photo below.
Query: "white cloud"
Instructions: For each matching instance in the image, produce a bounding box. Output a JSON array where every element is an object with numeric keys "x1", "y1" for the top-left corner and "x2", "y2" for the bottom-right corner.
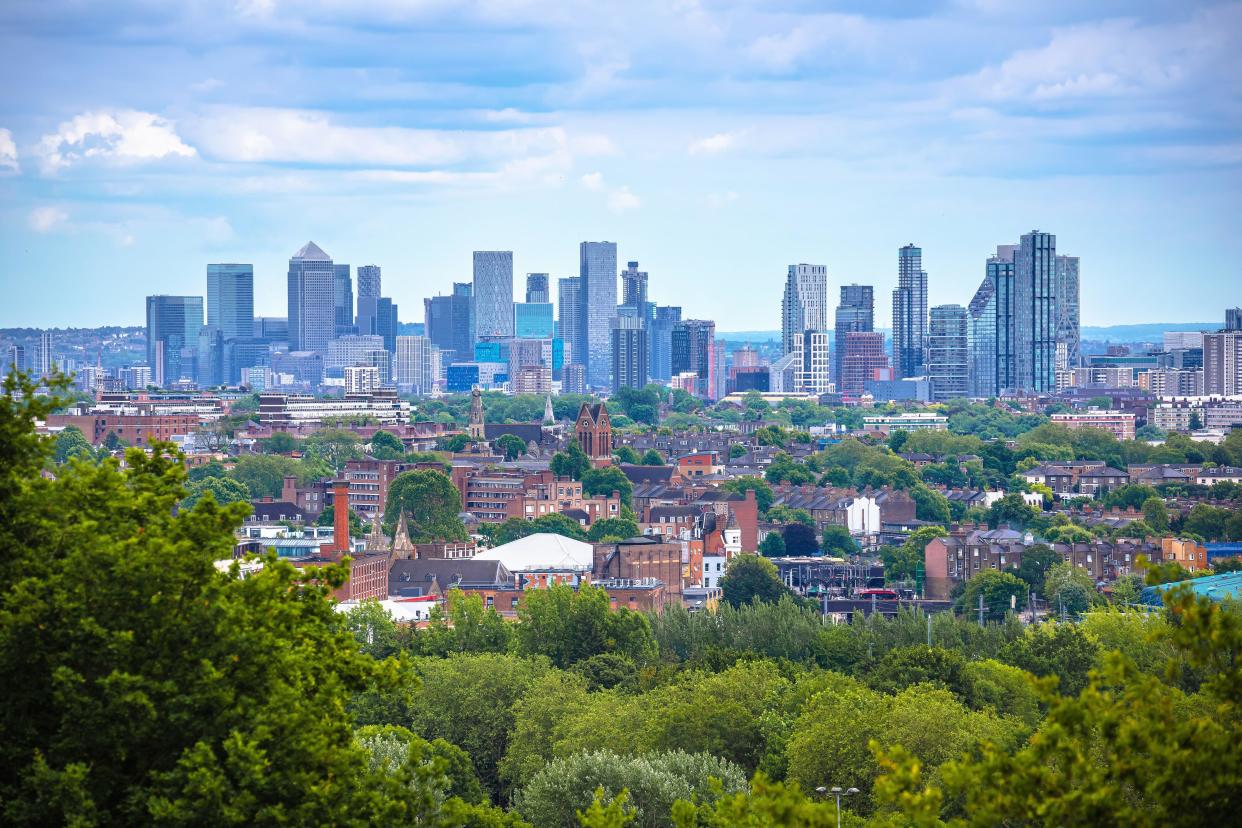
[
  {"x1": 580, "y1": 171, "x2": 605, "y2": 191},
  {"x1": 0, "y1": 128, "x2": 17, "y2": 173},
  {"x1": 37, "y1": 110, "x2": 196, "y2": 175},
  {"x1": 688, "y1": 132, "x2": 739, "y2": 155},
  {"x1": 191, "y1": 78, "x2": 224, "y2": 93},
  {"x1": 606, "y1": 186, "x2": 640, "y2": 213},
  {"x1": 29, "y1": 206, "x2": 68, "y2": 232}
]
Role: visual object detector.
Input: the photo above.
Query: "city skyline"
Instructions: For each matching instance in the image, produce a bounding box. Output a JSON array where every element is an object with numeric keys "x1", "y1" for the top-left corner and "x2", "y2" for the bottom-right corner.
[{"x1": 1, "y1": 2, "x2": 1239, "y2": 329}]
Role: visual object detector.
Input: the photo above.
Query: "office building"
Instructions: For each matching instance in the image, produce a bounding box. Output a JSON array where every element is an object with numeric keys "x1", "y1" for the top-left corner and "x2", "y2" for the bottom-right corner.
[
  {"x1": 473, "y1": 251, "x2": 514, "y2": 341},
  {"x1": 5, "y1": 345, "x2": 25, "y2": 375},
  {"x1": 620, "y1": 260, "x2": 650, "y2": 324},
  {"x1": 394, "y1": 335, "x2": 437, "y2": 395},
  {"x1": 611, "y1": 316, "x2": 649, "y2": 392},
  {"x1": 671, "y1": 319, "x2": 716, "y2": 399},
  {"x1": 515, "y1": 303, "x2": 555, "y2": 339},
  {"x1": 1227, "y1": 308, "x2": 1242, "y2": 331},
  {"x1": 344, "y1": 365, "x2": 382, "y2": 394},
  {"x1": 928, "y1": 304, "x2": 968, "y2": 401},
  {"x1": 31, "y1": 331, "x2": 53, "y2": 378},
  {"x1": 1204, "y1": 332, "x2": 1242, "y2": 395},
  {"x1": 840, "y1": 331, "x2": 889, "y2": 397},
  {"x1": 562, "y1": 363, "x2": 586, "y2": 395},
  {"x1": 967, "y1": 275, "x2": 997, "y2": 397},
  {"x1": 525, "y1": 273, "x2": 550, "y2": 304},
  {"x1": 287, "y1": 241, "x2": 336, "y2": 355},
  {"x1": 512, "y1": 364, "x2": 552, "y2": 395},
  {"x1": 146, "y1": 295, "x2": 204, "y2": 387},
  {"x1": 374, "y1": 297, "x2": 398, "y2": 352},
  {"x1": 989, "y1": 246, "x2": 1016, "y2": 393},
  {"x1": 206, "y1": 264, "x2": 254, "y2": 341},
  {"x1": 332, "y1": 265, "x2": 354, "y2": 336},
  {"x1": 834, "y1": 284, "x2": 873, "y2": 385},
  {"x1": 580, "y1": 241, "x2": 618, "y2": 388},
  {"x1": 649, "y1": 305, "x2": 681, "y2": 382},
  {"x1": 254, "y1": 317, "x2": 289, "y2": 342},
  {"x1": 327, "y1": 335, "x2": 385, "y2": 373},
  {"x1": 1013, "y1": 231, "x2": 1058, "y2": 393},
  {"x1": 196, "y1": 326, "x2": 224, "y2": 387},
  {"x1": 790, "y1": 330, "x2": 832, "y2": 395},
  {"x1": 782, "y1": 264, "x2": 828, "y2": 355},
  {"x1": 558, "y1": 277, "x2": 583, "y2": 368},
  {"x1": 892, "y1": 244, "x2": 928, "y2": 378},
  {"x1": 355, "y1": 264, "x2": 381, "y2": 334},
  {"x1": 1164, "y1": 331, "x2": 1204, "y2": 351},
  {"x1": 1056, "y1": 255, "x2": 1080, "y2": 369},
  {"x1": 425, "y1": 282, "x2": 473, "y2": 363}
]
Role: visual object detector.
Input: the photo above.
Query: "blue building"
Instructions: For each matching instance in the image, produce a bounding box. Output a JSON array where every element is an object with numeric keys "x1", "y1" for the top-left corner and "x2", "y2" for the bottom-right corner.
[
  {"x1": 515, "y1": 302, "x2": 555, "y2": 339},
  {"x1": 206, "y1": 263, "x2": 254, "y2": 341},
  {"x1": 446, "y1": 364, "x2": 481, "y2": 393}
]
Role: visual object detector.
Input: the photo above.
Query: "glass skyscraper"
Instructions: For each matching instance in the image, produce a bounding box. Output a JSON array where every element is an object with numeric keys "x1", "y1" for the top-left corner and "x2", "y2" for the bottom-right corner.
[
  {"x1": 781, "y1": 264, "x2": 828, "y2": 355},
  {"x1": 287, "y1": 241, "x2": 335, "y2": 355},
  {"x1": 967, "y1": 274, "x2": 997, "y2": 397},
  {"x1": 146, "y1": 295, "x2": 203, "y2": 386},
  {"x1": 1056, "y1": 255, "x2": 1080, "y2": 370},
  {"x1": 620, "y1": 260, "x2": 649, "y2": 314},
  {"x1": 649, "y1": 305, "x2": 681, "y2": 382},
  {"x1": 333, "y1": 265, "x2": 354, "y2": 336},
  {"x1": 611, "y1": 316, "x2": 649, "y2": 392},
  {"x1": 833, "y1": 284, "x2": 873, "y2": 385},
  {"x1": 557, "y1": 276, "x2": 583, "y2": 368},
  {"x1": 892, "y1": 244, "x2": 928, "y2": 379},
  {"x1": 989, "y1": 245, "x2": 1017, "y2": 393},
  {"x1": 1014, "y1": 231, "x2": 1057, "y2": 393},
  {"x1": 515, "y1": 303, "x2": 555, "y2": 339},
  {"x1": 579, "y1": 241, "x2": 618, "y2": 388},
  {"x1": 671, "y1": 319, "x2": 716, "y2": 399},
  {"x1": 424, "y1": 282, "x2": 473, "y2": 364},
  {"x1": 928, "y1": 304, "x2": 968, "y2": 401},
  {"x1": 355, "y1": 264, "x2": 380, "y2": 335},
  {"x1": 206, "y1": 264, "x2": 254, "y2": 342},
  {"x1": 375, "y1": 297, "x2": 398, "y2": 352},
  {"x1": 473, "y1": 251, "x2": 514, "y2": 341},
  {"x1": 525, "y1": 273, "x2": 550, "y2": 304}
]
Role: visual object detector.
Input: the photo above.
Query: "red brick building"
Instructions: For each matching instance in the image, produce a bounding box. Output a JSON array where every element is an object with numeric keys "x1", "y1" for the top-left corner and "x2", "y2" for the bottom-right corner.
[
  {"x1": 46, "y1": 412, "x2": 200, "y2": 447},
  {"x1": 576, "y1": 402, "x2": 612, "y2": 458}
]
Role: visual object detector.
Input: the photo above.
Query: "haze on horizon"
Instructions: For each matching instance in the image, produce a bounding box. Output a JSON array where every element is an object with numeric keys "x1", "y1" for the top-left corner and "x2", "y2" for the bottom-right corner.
[{"x1": 0, "y1": 0, "x2": 1238, "y2": 330}]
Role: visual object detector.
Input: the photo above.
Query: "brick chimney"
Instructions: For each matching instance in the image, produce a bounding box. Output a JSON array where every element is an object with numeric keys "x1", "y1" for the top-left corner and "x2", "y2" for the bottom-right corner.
[
  {"x1": 330, "y1": 480, "x2": 350, "y2": 559},
  {"x1": 281, "y1": 475, "x2": 298, "y2": 504}
]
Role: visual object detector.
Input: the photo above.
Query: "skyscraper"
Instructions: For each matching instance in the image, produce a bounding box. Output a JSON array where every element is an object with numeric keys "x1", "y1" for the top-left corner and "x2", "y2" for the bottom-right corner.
[
  {"x1": 146, "y1": 295, "x2": 204, "y2": 386},
  {"x1": 515, "y1": 302, "x2": 555, "y2": 339},
  {"x1": 579, "y1": 241, "x2": 618, "y2": 388},
  {"x1": 424, "y1": 283, "x2": 473, "y2": 363},
  {"x1": 30, "y1": 331, "x2": 53, "y2": 378},
  {"x1": 892, "y1": 244, "x2": 928, "y2": 379},
  {"x1": 525, "y1": 273, "x2": 550, "y2": 304},
  {"x1": 1056, "y1": 255, "x2": 1080, "y2": 370},
  {"x1": 988, "y1": 246, "x2": 1017, "y2": 393},
  {"x1": 966, "y1": 275, "x2": 997, "y2": 397},
  {"x1": 928, "y1": 305, "x2": 968, "y2": 401},
  {"x1": 473, "y1": 251, "x2": 514, "y2": 341},
  {"x1": 839, "y1": 331, "x2": 888, "y2": 397},
  {"x1": 611, "y1": 316, "x2": 649, "y2": 392},
  {"x1": 355, "y1": 264, "x2": 381, "y2": 335},
  {"x1": 287, "y1": 241, "x2": 335, "y2": 355},
  {"x1": 1204, "y1": 332, "x2": 1242, "y2": 395},
  {"x1": 1013, "y1": 231, "x2": 1058, "y2": 393},
  {"x1": 395, "y1": 335, "x2": 437, "y2": 394},
  {"x1": 333, "y1": 265, "x2": 354, "y2": 336},
  {"x1": 558, "y1": 277, "x2": 583, "y2": 368},
  {"x1": 833, "y1": 284, "x2": 874, "y2": 385},
  {"x1": 671, "y1": 319, "x2": 716, "y2": 399},
  {"x1": 375, "y1": 298, "x2": 398, "y2": 352},
  {"x1": 649, "y1": 305, "x2": 681, "y2": 383},
  {"x1": 206, "y1": 264, "x2": 254, "y2": 341},
  {"x1": 620, "y1": 260, "x2": 648, "y2": 311},
  {"x1": 781, "y1": 264, "x2": 828, "y2": 355},
  {"x1": 1228, "y1": 308, "x2": 1242, "y2": 331},
  {"x1": 790, "y1": 330, "x2": 832, "y2": 395}
]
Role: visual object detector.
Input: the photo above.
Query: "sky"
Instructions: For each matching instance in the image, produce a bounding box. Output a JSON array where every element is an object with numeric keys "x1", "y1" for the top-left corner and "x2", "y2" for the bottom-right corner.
[{"x1": 1, "y1": 0, "x2": 1239, "y2": 331}]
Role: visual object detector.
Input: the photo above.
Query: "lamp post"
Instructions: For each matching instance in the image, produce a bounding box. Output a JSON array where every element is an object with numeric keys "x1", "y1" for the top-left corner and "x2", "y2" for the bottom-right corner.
[{"x1": 815, "y1": 785, "x2": 859, "y2": 828}]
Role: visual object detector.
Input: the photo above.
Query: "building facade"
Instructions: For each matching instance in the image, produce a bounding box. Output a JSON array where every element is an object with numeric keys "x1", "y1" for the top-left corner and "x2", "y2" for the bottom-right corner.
[
  {"x1": 287, "y1": 241, "x2": 336, "y2": 355},
  {"x1": 611, "y1": 316, "x2": 649, "y2": 392},
  {"x1": 473, "y1": 251, "x2": 514, "y2": 341},
  {"x1": 892, "y1": 244, "x2": 928, "y2": 379},
  {"x1": 579, "y1": 241, "x2": 618, "y2": 388},
  {"x1": 672, "y1": 319, "x2": 717, "y2": 399},
  {"x1": 782, "y1": 264, "x2": 828, "y2": 355},
  {"x1": 146, "y1": 295, "x2": 204, "y2": 387},
  {"x1": 928, "y1": 304, "x2": 968, "y2": 401},
  {"x1": 206, "y1": 263, "x2": 254, "y2": 341},
  {"x1": 834, "y1": 284, "x2": 873, "y2": 385}
]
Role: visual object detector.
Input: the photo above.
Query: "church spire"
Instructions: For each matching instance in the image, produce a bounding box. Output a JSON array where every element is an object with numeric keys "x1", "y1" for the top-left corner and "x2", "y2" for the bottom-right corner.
[{"x1": 543, "y1": 394, "x2": 555, "y2": 426}]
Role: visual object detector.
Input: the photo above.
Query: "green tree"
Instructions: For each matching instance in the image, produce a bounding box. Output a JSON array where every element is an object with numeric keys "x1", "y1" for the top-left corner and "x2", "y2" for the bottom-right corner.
[
  {"x1": 516, "y1": 750, "x2": 745, "y2": 828},
  {"x1": 581, "y1": 465, "x2": 634, "y2": 506},
  {"x1": 339, "y1": 599, "x2": 401, "y2": 659},
  {"x1": 955, "y1": 570, "x2": 1027, "y2": 622},
  {"x1": 589, "y1": 515, "x2": 641, "y2": 542},
  {"x1": 516, "y1": 583, "x2": 657, "y2": 668},
  {"x1": 303, "y1": 428, "x2": 364, "y2": 472},
  {"x1": 757, "y1": 532, "x2": 786, "y2": 558},
  {"x1": 999, "y1": 622, "x2": 1100, "y2": 696},
  {"x1": 1044, "y1": 560, "x2": 1098, "y2": 617},
  {"x1": 821, "y1": 524, "x2": 858, "y2": 557},
  {"x1": 369, "y1": 429, "x2": 406, "y2": 460},
  {"x1": 911, "y1": 485, "x2": 951, "y2": 524},
  {"x1": 641, "y1": 449, "x2": 665, "y2": 466},
  {"x1": 551, "y1": 441, "x2": 592, "y2": 480},
  {"x1": 1141, "y1": 496, "x2": 1170, "y2": 532},
  {"x1": 260, "y1": 430, "x2": 300, "y2": 454},
  {"x1": 865, "y1": 645, "x2": 970, "y2": 697},
  {"x1": 720, "y1": 477, "x2": 774, "y2": 514},
  {"x1": 764, "y1": 452, "x2": 815, "y2": 486},
  {"x1": 720, "y1": 555, "x2": 790, "y2": 607},
  {"x1": 986, "y1": 492, "x2": 1038, "y2": 529},
  {"x1": 416, "y1": 589, "x2": 514, "y2": 657},
  {"x1": 0, "y1": 374, "x2": 429, "y2": 825},
  {"x1": 782, "y1": 522, "x2": 819, "y2": 555},
  {"x1": 52, "y1": 425, "x2": 93, "y2": 464},
  {"x1": 384, "y1": 469, "x2": 468, "y2": 542},
  {"x1": 613, "y1": 385, "x2": 663, "y2": 425},
  {"x1": 229, "y1": 453, "x2": 302, "y2": 499},
  {"x1": 315, "y1": 502, "x2": 366, "y2": 536},
  {"x1": 1008, "y1": 543, "x2": 1060, "y2": 597},
  {"x1": 766, "y1": 505, "x2": 814, "y2": 527},
  {"x1": 1183, "y1": 503, "x2": 1229, "y2": 541},
  {"x1": 883, "y1": 526, "x2": 947, "y2": 584},
  {"x1": 495, "y1": 433, "x2": 529, "y2": 461},
  {"x1": 187, "y1": 459, "x2": 226, "y2": 483},
  {"x1": 613, "y1": 445, "x2": 641, "y2": 464},
  {"x1": 182, "y1": 475, "x2": 252, "y2": 511}
]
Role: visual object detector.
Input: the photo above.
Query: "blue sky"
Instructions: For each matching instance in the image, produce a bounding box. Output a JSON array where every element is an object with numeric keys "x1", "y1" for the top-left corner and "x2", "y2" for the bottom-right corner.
[{"x1": 1, "y1": 0, "x2": 1239, "y2": 330}]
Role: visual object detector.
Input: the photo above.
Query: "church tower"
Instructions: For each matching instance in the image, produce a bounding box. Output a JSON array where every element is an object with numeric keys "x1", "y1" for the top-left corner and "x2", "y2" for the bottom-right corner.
[{"x1": 467, "y1": 386, "x2": 485, "y2": 440}]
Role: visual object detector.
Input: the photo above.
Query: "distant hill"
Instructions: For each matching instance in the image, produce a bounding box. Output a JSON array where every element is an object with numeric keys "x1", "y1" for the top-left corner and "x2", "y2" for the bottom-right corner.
[{"x1": 1081, "y1": 322, "x2": 1218, "y2": 342}]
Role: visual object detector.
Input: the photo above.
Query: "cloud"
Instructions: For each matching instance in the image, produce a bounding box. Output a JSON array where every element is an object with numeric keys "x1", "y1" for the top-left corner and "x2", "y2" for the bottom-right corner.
[
  {"x1": 607, "y1": 186, "x2": 640, "y2": 213},
  {"x1": 29, "y1": 206, "x2": 68, "y2": 232},
  {"x1": 688, "y1": 132, "x2": 739, "y2": 155},
  {"x1": 0, "y1": 128, "x2": 17, "y2": 173},
  {"x1": 36, "y1": 110, "x2": 196, "y2": 175},
  {"x1": 580, "y1": 171, "x2": 605, "y2": 191}
]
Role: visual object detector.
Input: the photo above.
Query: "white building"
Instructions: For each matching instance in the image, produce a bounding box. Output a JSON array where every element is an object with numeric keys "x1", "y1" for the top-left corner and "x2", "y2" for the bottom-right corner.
[
  {"x1": 790, "y1": 330, "x2": 833, "y2": 395},
  {"x1": 344, "y1": 365, "x2": 382, "y2": 394},
  {"x1": 395, "y1": 335, "x2": 437, "y2": 395}
]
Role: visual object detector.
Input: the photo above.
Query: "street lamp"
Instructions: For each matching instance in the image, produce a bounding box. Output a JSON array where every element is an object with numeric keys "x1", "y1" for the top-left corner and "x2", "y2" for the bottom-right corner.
[{"x1": 815, "y1": 786, "x2": 859, "y2": 828}]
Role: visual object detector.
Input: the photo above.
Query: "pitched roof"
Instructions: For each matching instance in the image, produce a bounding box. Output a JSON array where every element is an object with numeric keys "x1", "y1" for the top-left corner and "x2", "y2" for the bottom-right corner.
[
  {"x1": 388, "y1": 558, "x2": 512, "y2": 596},
  {"x1": 292, "y1": 240, "x2": 330, "y2": 261},
  {"x1": 473, "y1": 532, "x2": 594, "y2": 571},
  {"x1": 621, "y1": 464, "x2": 675, "y2": 484}
]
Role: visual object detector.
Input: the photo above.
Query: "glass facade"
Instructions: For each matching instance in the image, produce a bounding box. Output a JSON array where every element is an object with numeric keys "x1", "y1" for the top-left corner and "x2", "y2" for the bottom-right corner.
[
  {"x1": 473, "y1": 251, "x2": 514, "y2": 341},
  {"x1": 928, "y1": 304, "x2": 968, "y2": 401},
  {"x1": 611, "y1": 316, "x2": 648, "y2": 392},
  {"x1": 287, "y1": 241, "x2": 335, "y2": 355},
  {"x1": 781, "y1": 264, "x2": 828, "y2": 355},
  {"x1": 146, "y1": 295, "x2": 204, "y2": 386},
  {"x1": 579, "y1": 241, "x2": 618, "y2": 388},
  {"x1": 206, "y1": 263, "x2": 254, "y2": 341},
  {"x1": 967, "y1": 274, "x2": 997, "y2": 397},
  {"x1": 557, "y1": 276, "x2": 582, "y2": 369},
  {"x1": 1014, "y1": 231, "x2": 1057, "y2": 393},
  {"x1": 892, "y1": 244, "x2": 928, "y2": 379},
  {"x1": 333, "y1": 265, "x2": 354, "y2": 336},
  {"x1": 515, "y1": 302, "x2": 555, "y2": 339},
  {"x1": 833, "y1": 284, "x2": 873, "y2": 385},
  {"x1": 424, "y1": 282, "x2": 473, "y2": 363},
  {"x1": 649, "y1": 305, "x2": 681, "y2": 382},
  {"x1": 525, "y1": 273, "x2": 549, "y2": 304},
  {"x1": 1056, "y1": 255, "x2": 1080, "y2": 370}
]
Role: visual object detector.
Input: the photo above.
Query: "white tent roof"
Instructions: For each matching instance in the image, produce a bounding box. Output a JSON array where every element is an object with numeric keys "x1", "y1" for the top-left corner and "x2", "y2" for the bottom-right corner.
[{"x1": 473, "y1": 532, "x2": 593, "y2": 572}]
